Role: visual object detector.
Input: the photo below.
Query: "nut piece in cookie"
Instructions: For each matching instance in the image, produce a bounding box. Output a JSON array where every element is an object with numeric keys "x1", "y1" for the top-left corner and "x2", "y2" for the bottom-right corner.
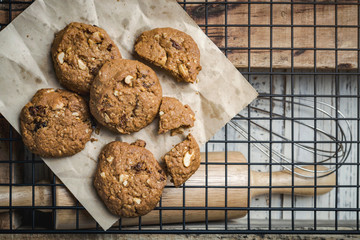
[
  {"x1": 51, "y1": 22, "x2": 122, "y2": 94},
  {"x1": 20, "y1": 88, "x2": 93, "y2": 158},
  {"x1": 94, "y1": 140, "x2": 167, "y2": 217},
  {"x1": 134, "y1": 27, "x2": 201, "y2": 83},
  {"x1": 158, "y1": 97, "x2": 195, "y2": 135},
  {"x1": 162, "y1": 134, "x2": 200, "y2": 187},
  {"x1": 90, "y1": 59, "x2": 162, "y2": 134}
]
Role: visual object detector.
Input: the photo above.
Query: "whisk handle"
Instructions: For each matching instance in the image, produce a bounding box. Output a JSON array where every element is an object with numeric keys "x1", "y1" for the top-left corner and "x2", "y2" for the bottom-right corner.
[{"x1": 250, "y1": 165, "x2": 336, "y2": 197}]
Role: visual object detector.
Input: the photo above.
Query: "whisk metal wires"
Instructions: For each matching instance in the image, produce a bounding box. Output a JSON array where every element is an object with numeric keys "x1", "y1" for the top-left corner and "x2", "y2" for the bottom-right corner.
[{"x1": 229, "y1": 96, "x2": 352, "y2": 178}]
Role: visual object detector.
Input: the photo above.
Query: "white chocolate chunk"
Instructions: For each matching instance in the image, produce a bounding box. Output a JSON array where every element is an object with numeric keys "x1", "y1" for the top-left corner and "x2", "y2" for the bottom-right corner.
[
  {"x1": 106, "y1": 156, "x2": 114, "y2": 163},
  {"x1": 183, "y1": 151, "x2": 194, "y2": 167},
  {"x1": 124, "y1": 75, "x2": 133, "y2": 85},
  {"x1": 57, "y1": 52, "x2": 65, "y2": 64},
  {"x1": 104, "y1": 113, "x2": 111, "y2": 123},
  {"x1": 78, "y1": 59, "x2": 87, "y2": 70}
]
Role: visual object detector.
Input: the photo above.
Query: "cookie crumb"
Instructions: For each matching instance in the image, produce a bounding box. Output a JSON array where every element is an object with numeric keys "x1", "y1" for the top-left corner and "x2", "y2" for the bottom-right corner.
[
  {"x1": 90, "y1": 138, "x2": 98, "y2": 142},
  {"x1": 131, "y1": 140, "x2": 146, "y2": 148}
]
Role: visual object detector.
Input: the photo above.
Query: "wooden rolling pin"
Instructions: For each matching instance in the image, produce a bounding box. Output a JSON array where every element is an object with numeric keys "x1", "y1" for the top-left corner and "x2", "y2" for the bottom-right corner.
[{"x1": 0, "y1": 152, "x2": 335, "y2": 229}]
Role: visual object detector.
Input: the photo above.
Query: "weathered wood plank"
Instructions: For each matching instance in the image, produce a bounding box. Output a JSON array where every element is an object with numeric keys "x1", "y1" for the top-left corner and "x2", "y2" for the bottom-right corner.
[
  {"x1": 186, "y1": 2, "x2": 359, "y2": 69},
  {"x1": 0, "y1": 1, "x2": 358, "y2": 69}
]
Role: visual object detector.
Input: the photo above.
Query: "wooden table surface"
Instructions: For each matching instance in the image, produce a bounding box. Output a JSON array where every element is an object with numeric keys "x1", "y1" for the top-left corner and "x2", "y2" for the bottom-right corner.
[{"x1": 0, "y1": 0, "x2": 359, "y2": 237}]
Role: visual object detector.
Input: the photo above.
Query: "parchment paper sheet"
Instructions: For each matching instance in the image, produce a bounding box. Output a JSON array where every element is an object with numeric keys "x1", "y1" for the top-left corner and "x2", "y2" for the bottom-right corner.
[{"x1": 0, "y1": 0, "x2": 258, "y2": 230}]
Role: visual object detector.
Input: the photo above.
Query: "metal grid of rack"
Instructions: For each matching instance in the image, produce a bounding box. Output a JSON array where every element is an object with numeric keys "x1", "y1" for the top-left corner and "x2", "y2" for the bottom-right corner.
[{"x1": 0, "y1": 0, "x2": 359, "y2": 234}]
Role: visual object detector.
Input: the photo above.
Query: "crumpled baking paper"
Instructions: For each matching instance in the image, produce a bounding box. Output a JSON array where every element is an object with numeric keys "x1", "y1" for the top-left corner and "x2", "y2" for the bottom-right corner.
[{"x1": 0, "y1": 0, "x2": 258, "y2": 230}]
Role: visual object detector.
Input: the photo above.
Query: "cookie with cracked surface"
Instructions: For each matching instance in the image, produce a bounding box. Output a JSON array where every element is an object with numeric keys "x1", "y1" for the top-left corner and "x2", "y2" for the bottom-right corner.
[
  {"x1": 94, "y1": 140, "x2": 167, "y2": 217},
  {"x1": 134, "y1": 27, "x2": 201, "y2": 83},
  {"x1": 90, "y1": 59, "x2": 162, "y2": 134},
  {"x1": 162, "y1": 134, "x2": 200, "y2": 187},
  {"x1": 20, "y1": 88, "x2": 93, "y2": 158},
  {"x1": 51, "y1": 22, "x2": 122, "y2": 95},
  {"x1": 158, "y1": 97, "x2": 195, "y2": 135}
]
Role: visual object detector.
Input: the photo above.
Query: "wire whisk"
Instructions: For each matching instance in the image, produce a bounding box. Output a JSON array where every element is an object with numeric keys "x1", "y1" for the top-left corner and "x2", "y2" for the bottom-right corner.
[{"x1": 229, "y1": 96, "x2": 352, "y2": 178}]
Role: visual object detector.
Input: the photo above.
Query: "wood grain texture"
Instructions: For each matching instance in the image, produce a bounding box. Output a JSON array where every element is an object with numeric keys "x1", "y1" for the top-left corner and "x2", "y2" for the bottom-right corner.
[
  {"x1": 0, "y1": 152, "x2": 331, "y2": 229},
  {"x1": 0, "y1": 1, "x2": 358, "y2": 69},
  {"x1": 186, "y1": 1, "x2": 359, "y2": 69}
]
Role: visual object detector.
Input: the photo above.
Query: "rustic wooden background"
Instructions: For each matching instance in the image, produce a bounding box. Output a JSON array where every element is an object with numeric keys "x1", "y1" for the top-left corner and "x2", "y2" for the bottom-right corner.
[{"x1": 0, "y1": 0, "x2": 359, "y2": 232}]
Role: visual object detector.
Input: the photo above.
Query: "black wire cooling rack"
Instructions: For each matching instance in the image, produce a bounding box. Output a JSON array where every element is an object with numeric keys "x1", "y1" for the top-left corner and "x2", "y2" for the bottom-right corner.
[{"x1": 0, "y1": 0, "x2": 360, "y2": 234}]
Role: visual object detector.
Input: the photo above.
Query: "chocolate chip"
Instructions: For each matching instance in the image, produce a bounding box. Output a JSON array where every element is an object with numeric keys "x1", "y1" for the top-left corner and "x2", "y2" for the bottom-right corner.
[
  {"x1": 131, "y1": 140, "x2": 146, "y2": 148},
  {"x1": 160, "y1": 176, "x2": 166, "y2": 181},
  {"x1": 107, "y1": 44, "x2": 113, "y2": 51},
  {"x1": 29, "y1": 107, "x2": 36, "y2": 116},
  {"x1": 29, "y1": 106, "x2": 46, "y2": 116},
  {"x1": 158, "y1": 169, "x2": 163, "y2": 174},
  {"x1": 90, "y1": 66, "x2": 99, "y2": 75},
  {"x1": 120, "y1": 114, "x2": 127, "y2": 125},
  {"x1": 133, "y1": 162, "x2": 143, "y2": 172},
  {"x1": 136, "y1": 72, "x2": 147, "y2": 79},
  {"x1": 34, "y1": 120, "x2": 48, "y2": 132},
  {"x1": 142, "y1": 82, "x2": 155, "y2": 89},
  {"x1": 170, "y1": 39, "x2": 182, "y2": 50}
]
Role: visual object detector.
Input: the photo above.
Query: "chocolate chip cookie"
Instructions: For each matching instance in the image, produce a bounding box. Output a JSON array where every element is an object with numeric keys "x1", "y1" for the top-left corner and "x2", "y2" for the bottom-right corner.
[
  {"x1": 162, "y1": 134, "x2": 200, "y2": 187},
  {"x1": 134, "y1": 27, "x2": 201, "y2": 83},
  {"x1": 20, "y1": 88, "x2": 93, "y2": 158},
  {"x1": 94, "y1": 140, "x2": 167, "y2": 217},
  {"x1": 90, "y1": 59, "x2": 162, "y2": 134},
  {"x1": 51, "y1": 22, "x2": 122, "y2": 94},
  {"x1": 158, "y1": 97, "x2": 195, "y2": 135}
]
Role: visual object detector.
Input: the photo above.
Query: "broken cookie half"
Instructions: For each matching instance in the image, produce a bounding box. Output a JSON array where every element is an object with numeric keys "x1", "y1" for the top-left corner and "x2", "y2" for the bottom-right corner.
[
  {"x1": 134, "y1": 27, "x2": 201, "y2": 83},
  {"x1": 158, "y1": 97, "x2": 196, "y2": 136},
  {"x1": 162, "y1": 134, "x2": 201, "y2": 187}
]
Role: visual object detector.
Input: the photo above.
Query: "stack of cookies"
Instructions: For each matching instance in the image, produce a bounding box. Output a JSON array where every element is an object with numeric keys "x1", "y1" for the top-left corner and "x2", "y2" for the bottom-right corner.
[{"x1": 20, "y1": 22, "x2": 202, "y2": 218}]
